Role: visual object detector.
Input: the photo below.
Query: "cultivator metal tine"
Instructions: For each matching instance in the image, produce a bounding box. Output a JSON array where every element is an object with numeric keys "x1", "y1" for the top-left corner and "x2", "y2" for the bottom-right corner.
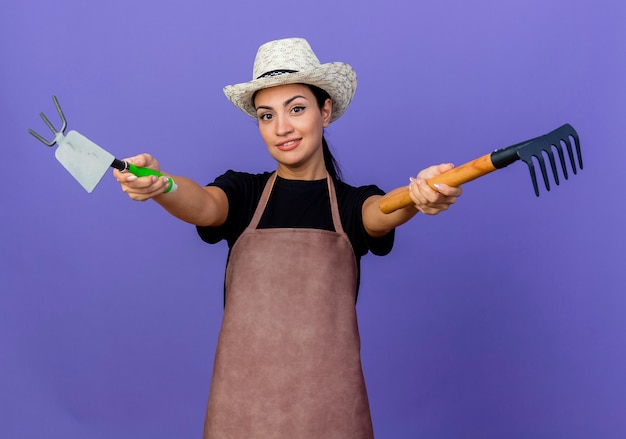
[
  {"x1": 28, "y1": 96, "x2": 68, "y2": 147},
  {"x1": 28, "y1": 128, "x2": 55, "y2": 146},
  {"x1": 52, "y1": 96, "x2": 67, "y2": 134},
  {"x1": 40, "y1": 112, "x2": 57, "y2": 135}
]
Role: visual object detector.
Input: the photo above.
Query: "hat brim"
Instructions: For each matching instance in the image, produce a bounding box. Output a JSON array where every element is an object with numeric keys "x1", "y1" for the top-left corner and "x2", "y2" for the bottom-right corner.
[{"x1": 223, "y1": 62, "x2": 357, "y2": 123}]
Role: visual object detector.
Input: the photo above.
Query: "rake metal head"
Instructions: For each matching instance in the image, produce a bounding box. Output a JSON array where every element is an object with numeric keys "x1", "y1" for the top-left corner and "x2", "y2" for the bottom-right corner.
[{"x1": 515, "y1": 123, "x2": 582, "y2": 196}]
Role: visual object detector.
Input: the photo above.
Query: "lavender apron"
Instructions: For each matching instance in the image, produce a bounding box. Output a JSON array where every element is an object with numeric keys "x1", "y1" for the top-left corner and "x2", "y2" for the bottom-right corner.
[{"x1": 203, "y1": 173, "x2": 374, "y2": 438}]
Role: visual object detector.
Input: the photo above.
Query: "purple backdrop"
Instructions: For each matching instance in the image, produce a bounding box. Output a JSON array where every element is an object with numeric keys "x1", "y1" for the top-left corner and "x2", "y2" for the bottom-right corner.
[{"x1": 2, "y1": 0, "x2": 625, "y2": 438}]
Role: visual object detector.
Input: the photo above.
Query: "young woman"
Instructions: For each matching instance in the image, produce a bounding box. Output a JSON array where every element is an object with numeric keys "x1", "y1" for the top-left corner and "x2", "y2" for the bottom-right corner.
[{"x1": 115, "y1": 38, "x2": 461, "y2": 439}]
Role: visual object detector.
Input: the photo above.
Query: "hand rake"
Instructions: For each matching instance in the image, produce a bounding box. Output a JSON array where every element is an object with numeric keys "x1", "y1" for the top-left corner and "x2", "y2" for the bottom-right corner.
[
  {"x1": 28, "y1": 96, "x2": 177, "y2": 193},
  {"x1": 379, "y1": 124, "x2": 582, "y2": 214}
]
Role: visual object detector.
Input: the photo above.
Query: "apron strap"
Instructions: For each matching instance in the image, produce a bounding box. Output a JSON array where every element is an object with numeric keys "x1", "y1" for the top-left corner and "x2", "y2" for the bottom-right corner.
[
  {"x1": 327, "y1": 175, "x2": 345, "y2": 235},
  {"x1": 248, "y1": 172, "x2": 277, "y2": 229}
]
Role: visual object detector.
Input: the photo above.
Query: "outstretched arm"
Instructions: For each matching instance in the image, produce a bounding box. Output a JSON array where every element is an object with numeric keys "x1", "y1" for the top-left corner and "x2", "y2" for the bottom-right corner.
[
  {"x1": 113, "y1": 154, "x2": 228, "y2": 227},
  {"x1": 362, "y1": 163, "x2": 462, "y2": 237}
]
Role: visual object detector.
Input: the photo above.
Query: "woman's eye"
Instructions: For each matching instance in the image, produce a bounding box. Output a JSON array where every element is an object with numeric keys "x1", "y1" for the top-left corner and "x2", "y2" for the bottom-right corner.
[
  {"x1": 291, "y1": 105, "x2": 305, "y2": 114},
  {"x1": 258, "y1": 113, "x2": 273, "y2": 121}
]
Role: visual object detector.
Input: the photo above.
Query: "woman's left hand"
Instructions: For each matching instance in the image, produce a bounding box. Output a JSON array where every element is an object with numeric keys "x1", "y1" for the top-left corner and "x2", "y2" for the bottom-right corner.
[{"x1": 408, "y1": 163, "x2": 462, "y2": 215}]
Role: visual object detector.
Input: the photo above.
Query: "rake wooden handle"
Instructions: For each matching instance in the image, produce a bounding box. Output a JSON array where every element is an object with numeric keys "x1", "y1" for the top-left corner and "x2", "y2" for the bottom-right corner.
[{"x1": 379, "y1": 153, "x2": 497, "y2": 214}]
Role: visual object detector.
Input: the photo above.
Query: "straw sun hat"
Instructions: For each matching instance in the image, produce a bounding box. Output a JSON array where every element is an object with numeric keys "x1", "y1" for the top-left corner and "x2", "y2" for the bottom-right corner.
[{"x1": 223, "y1": 38, "x2": 357, "y2": 123}]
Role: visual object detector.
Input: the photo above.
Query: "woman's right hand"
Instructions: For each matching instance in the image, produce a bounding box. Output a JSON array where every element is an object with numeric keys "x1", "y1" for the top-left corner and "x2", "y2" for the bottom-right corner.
[{"x1": 113, "y1": 153, "x2": 172, "y2": 201}]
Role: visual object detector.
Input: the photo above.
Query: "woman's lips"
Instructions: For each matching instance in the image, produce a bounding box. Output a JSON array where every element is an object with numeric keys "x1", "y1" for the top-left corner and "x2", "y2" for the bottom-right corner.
[{"x1": 276, "y1": 138, "x2": 301, "y2": 151}]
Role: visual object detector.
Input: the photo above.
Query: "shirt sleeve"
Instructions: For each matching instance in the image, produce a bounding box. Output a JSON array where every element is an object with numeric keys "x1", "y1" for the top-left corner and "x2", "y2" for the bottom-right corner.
[
  {"x1": 336, "y1": 182, "x2": 395, "y2": 258},
  {"x1": 195, "y1": 170, "x2": 270, "y2": 246}
]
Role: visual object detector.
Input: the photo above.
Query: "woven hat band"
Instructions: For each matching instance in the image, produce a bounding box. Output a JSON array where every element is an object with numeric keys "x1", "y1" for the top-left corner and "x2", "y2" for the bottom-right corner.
[{"x1": 256, "y1": 69, "x2": 298, "y2": 79}]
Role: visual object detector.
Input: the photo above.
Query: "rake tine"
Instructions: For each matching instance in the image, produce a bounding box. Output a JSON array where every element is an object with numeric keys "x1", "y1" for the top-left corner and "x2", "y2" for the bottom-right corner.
[
  {"x1": 555, "y1": 139, "x2": 569, "y2": 180},
  {"x1": 563, "y1": 135, "x2": 580, "y2": 176},
  {"x1": 573, "y1": 129, "x2": 583, "y2": 170},
  {"x1": 525, "y1": 160, "x2": 541, "y2": 197},
  {"x1": 559, "y1": 123, "x2": 583, "y2": 174},
  {"x1": 545, "y1": 145, "x2": 560, "y2": 186},
  {"x1": 534, "y1": 152, "x2": 551, "y2": 193},
  {"x1": 562, "y1": 136, "x2": 576, "y2": 177}
]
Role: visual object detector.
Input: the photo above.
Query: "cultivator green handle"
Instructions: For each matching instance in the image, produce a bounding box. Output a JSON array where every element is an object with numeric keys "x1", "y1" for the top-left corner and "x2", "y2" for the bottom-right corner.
[{"x1": 113, "y1": 160, "x2": 178, "y2": 193}]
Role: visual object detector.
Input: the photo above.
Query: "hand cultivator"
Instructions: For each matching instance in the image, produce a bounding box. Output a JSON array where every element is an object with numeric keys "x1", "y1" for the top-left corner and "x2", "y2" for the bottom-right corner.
[{"x1": 28, "y1": 96, "x2": 177, "y2": 193}]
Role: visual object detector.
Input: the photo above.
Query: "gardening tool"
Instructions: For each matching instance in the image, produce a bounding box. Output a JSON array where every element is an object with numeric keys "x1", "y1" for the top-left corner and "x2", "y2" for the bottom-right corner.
[
  {"x1": 379, "y1": 124, "x2": 582, "y2": 214},
  {"x1": 28, "y1": 96, "x2": 177, "y2": 194}
]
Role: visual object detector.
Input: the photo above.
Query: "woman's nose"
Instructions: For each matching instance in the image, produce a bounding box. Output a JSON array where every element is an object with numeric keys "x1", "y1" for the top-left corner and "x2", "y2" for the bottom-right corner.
[{"x1": 275, "y1": 114, "x2": 293, "y2": 135}]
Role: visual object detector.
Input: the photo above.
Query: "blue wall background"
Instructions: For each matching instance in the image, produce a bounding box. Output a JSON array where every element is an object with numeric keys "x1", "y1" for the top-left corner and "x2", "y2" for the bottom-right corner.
[{"x1": 2, "y1": 0, "x2": 625, "y2": 438}]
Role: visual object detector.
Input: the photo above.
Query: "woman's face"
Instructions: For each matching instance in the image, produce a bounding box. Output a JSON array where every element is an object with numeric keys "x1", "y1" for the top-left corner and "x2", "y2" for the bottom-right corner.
[{"x1": 254, "y1": 83, "x2": 332, "y2": 179}]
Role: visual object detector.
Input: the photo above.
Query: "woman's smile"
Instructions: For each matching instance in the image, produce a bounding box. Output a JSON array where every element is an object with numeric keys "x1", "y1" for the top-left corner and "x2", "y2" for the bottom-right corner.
[{"x1": 276, "y1": 138, "x2": 302, "y2": 151}]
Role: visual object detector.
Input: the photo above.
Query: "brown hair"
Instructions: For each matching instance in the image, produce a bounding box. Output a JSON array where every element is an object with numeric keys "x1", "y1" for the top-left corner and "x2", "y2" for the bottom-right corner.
[{"x1": 304, "y1": 84, "x2": 343, "y2": 182}]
